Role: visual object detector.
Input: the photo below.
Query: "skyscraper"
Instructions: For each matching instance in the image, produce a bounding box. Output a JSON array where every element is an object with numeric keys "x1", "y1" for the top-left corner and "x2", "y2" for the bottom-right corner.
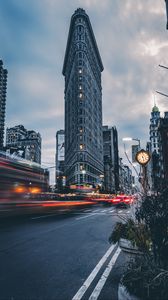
[
  {"x1": 0, "y1": 60, "x2": 7, "y2": 150},
  {"x1": 56, "y1": 129, "x2": 65, "y2": 189},
  {"x1": 158, "y1": 112, "x2": 168, "y2": 188},
  {"x1": 149, "y1": 105, "x2": 160, "y2": 153},
  {"x1": 149, "y1": 105, "x2": 160, "y2": 191},
  {"x1": 103, "y1": 126, "x2": 119, "y2": 193},
  {"x1": 62, "y1": 8, "x2": 104, "y2": 186}
]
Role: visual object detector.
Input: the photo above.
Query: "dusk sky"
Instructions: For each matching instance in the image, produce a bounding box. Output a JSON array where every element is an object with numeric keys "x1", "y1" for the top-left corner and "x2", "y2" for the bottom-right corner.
[{"x1": 0, "y1": 0, "x2": 167, "y2": 184}]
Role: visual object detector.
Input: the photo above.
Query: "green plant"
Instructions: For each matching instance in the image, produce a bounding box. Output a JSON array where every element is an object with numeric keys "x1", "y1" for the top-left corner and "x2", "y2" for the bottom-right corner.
[
  {"x1": 109, "y1": 218, "x2": 151, "y2": 253},
  {"x1": 136, "y1": 188, "x2": 168, "y2": 268},
  {"x1": 122, "y1": 256, "x2": 168, "y2": 300},
  {"x1": 109, "y1": 188, "x2": 168, "y2": 299}
]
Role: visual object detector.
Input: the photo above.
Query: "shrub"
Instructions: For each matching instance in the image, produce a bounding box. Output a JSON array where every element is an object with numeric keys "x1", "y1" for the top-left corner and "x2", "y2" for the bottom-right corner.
[
  {"x1": 109, "y1": 218, "x2": 151, "y2": 253},
  {"x1": 122, "y1": 256, "x2": 168, "y2": 300},
  {"x1": 109, "y1": 188, "x2": 168, "y2": 299}
]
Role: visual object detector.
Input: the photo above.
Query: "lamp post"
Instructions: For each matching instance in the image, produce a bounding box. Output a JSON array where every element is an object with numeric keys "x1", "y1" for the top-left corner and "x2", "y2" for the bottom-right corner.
[
  {"x1": 122, "y1": 137, "x2": 141, "y2": 193},
  {"x1": 156, "y1": 64, "x2": 168, "y2": 98},
  {"x1": 159, "y1": 64, "x2": 168, "y2": 70},
  {"x1": 156, "y1": 91, "x2": 168, "y2": 98},
  {"x1": 135, "y1": 150, "x2": 151, "y2": 195}
]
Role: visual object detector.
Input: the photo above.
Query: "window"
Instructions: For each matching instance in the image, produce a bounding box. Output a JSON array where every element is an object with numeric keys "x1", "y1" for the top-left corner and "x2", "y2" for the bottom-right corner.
[
  {"x1": 80, "y1": 164, "x2": 84, "y2": 171},
  {"x1": 80, "y1": 144, "x2": 84, "y2": 150}
]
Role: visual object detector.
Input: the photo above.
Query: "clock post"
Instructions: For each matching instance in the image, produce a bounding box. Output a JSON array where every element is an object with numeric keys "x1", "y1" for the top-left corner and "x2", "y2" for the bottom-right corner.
[{"x1": 135, "y1": 149, "x2": 151, "y2": 195}]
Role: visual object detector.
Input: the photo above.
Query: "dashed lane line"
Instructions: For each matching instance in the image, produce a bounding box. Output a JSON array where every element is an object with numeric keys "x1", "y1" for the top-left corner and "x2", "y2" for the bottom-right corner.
[
  {"x1": 88, "y1": 247, "x2": 121, "y2": 300},
  {"x1": 72, "y1": 243, "x2": 117, "y2": 300},
  {"x1": 31, "y1": 213, "x2": 58, "y2": 220},
  {"x1": 75, "y1": 213, "x2": 97, "y2": 220}
]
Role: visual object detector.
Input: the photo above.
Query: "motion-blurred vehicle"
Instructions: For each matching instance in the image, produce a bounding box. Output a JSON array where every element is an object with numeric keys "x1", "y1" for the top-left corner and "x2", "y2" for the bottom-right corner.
[{"x1": 106, "y1": 194, "x2": 133, "y2": 207}]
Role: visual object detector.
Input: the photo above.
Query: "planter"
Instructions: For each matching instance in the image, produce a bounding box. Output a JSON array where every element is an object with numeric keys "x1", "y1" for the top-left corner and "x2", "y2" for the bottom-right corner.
[
  {"x1": 118, "y1": 283, "x2": 140, "y2": 300},
  {"x1": 119, "y1": 238, "x2": 142, "y2": 254}
]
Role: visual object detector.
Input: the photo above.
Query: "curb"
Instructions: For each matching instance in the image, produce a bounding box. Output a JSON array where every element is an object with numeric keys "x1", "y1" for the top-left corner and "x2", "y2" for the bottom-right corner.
[
  {"x1": 118, "y1": 283, "x2": 140, "y2": 300},
  {"x1": 119, "y1": 238, "x2": 142, "y2": 255}
]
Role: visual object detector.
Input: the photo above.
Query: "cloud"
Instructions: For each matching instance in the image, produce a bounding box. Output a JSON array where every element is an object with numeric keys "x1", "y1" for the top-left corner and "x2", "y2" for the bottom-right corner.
[{"x1": 0, "y1": 0, "x2": 167, "y2": 184}]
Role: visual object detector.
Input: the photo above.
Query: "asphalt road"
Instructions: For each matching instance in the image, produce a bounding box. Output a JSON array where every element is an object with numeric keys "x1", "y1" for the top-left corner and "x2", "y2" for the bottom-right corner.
[{"x1": 0, "y1": 204, "x2": 131, "y2": 300}]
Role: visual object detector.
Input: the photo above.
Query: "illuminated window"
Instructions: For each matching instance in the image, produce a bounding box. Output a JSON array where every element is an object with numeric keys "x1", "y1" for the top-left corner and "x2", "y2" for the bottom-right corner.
[
  {"x1": 79, "y1": 85, "x2": 82, "y2": 90},
  {"x1": 80, "y1": 144, "x2": 84, "y2": 150},
  {"x1": 79, "y1": 93, "x2": 83, "y2": 98},
  {"x1": 80, "y1": 164, "x2": 83, "y2": 171},
  {"x1": 79, "y1": 69, "x2": 82, "y2": 74}
]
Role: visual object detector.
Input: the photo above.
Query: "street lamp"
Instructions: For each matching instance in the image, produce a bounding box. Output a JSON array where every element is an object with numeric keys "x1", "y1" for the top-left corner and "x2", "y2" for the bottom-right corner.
[
  {"x1": 159, "y1": 64, "x2": 168, "y2": 70},
  {"x1": 156, "y1": 64, "x2": 168, "y2": 98},
  {"x1": 122, "y1": 137, "x2": 140, "y2": 148},
  {"x1": 156, "y1": 91, "x2": 168, "y2": 98}
]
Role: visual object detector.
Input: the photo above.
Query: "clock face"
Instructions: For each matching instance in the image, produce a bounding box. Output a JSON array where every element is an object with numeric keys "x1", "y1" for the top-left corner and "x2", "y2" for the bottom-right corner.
[{"x1": 135, "y1": 150, "x2": 150, "y2": 165}]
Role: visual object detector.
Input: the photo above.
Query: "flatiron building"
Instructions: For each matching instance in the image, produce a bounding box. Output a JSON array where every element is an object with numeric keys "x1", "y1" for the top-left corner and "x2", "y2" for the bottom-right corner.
[{"x1": 63, "y1": 8, "x2": 104, "y2": 186}]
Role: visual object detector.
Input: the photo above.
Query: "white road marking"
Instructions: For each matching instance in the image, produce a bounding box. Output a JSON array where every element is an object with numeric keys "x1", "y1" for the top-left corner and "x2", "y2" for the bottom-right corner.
[
  {"x1": 118, "y1": 210, "x2": 123, "y2": 213},
  {"x1": 84, "y1": 209, "x2": 92, "y2": 212},
  {"x1": 31, "y1": 209, "x2": 71, "y2": 220},
  {"x1": 58, "y1": 209, "x2": 70, "y2": 212},
  {"x1": 75, "y1": 213, "x2": 97, "y2": 220},
  {"x1": 31, "y1": 213, "x2": 58, "y2": 220},
  {"x1": 101, "y1": 210, "x2": 106, "y2": 213},
  {"x1": 72, "y1": 243, "x2": 117, "y2": 300},
  {"x1": 109, "y1": 209, "x2": 115, "y2": 213},
  {"x1": 89, "y1": 247, "x2": 121, "y2": 300},
  {"x1": 127, "y1": 210, "x2": 130, "y2": 214}
]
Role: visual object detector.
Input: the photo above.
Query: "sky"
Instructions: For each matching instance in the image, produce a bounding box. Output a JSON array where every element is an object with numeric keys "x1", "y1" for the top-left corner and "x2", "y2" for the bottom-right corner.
[{"x1": 0, "y1": 0, "x2": 167, "y2": 184}]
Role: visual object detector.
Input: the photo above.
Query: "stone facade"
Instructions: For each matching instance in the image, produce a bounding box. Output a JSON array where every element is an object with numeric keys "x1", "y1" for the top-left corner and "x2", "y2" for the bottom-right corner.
[{"x1": 63, "y1": 8, "x2": 104, "y2": 186}]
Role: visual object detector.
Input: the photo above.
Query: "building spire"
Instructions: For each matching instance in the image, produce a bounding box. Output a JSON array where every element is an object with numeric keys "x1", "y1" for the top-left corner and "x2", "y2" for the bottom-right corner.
[{"x1": 152, "y1": 94, "x2": 159, "y2": 112}]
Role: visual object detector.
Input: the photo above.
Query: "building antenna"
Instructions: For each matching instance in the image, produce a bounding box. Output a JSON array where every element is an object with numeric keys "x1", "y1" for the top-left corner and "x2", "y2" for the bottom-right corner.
[{"x1": 153, "y1": 93, "x2": 156, "y2": 106}]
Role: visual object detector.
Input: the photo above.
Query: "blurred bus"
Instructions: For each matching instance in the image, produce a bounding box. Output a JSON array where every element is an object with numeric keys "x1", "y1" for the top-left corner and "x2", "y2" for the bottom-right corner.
[{"x1": 0, "y1": 151, "x2": 49, "y2": 200}]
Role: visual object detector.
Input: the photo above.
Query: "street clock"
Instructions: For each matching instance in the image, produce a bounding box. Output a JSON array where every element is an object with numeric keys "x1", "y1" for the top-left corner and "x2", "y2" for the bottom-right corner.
[{"x1": 135, "y1": 149, "x2": 151, "y2": 166}]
